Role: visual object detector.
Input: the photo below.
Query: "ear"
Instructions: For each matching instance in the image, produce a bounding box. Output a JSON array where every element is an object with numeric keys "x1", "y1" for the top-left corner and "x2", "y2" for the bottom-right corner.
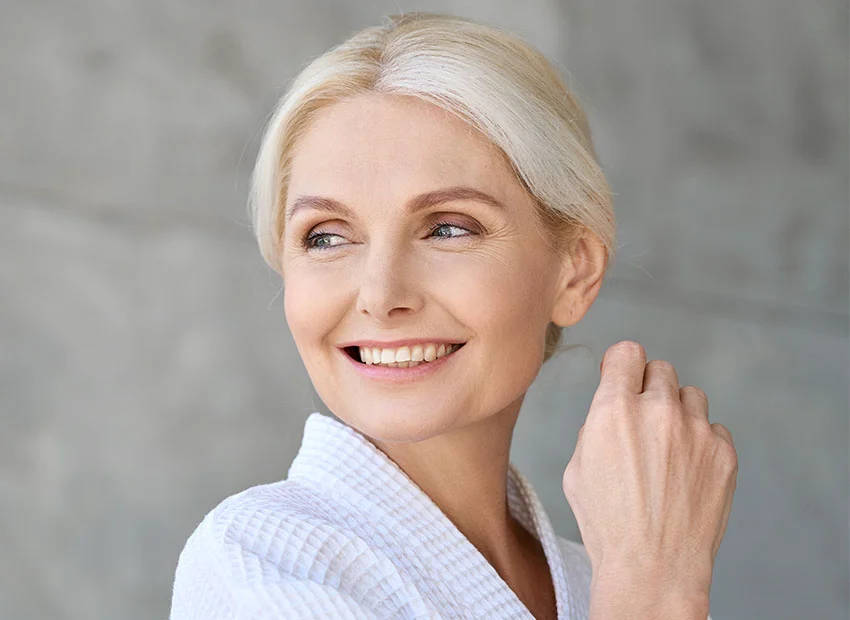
[{"x1": 550, "y1": 232, "x2": 608, "y2": 328}]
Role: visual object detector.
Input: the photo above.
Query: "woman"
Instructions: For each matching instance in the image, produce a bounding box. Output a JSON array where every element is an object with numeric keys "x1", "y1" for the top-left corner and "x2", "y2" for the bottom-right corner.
[{"x1": 170, "y1": 12, "x2": 737, "y2": 619}]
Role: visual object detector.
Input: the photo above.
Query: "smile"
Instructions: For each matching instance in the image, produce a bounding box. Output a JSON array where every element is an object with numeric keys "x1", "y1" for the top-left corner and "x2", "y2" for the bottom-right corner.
[
  {"x1": 341, "y1": 342, "x2": 467, "y2": 383},
  {"x1": 345, "y1": 342, "x2": 465, "y2": 367}
]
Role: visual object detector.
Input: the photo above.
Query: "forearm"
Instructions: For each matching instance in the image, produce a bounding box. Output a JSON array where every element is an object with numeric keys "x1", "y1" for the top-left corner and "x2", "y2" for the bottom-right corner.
[{"x1": 588, "y1": 566, "x2": 711, "y2": 620}]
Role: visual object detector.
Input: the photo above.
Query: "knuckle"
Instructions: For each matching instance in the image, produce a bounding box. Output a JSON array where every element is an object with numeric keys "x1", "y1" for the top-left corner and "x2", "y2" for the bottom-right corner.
[
  {"x1": 609, "y1": 340, "x2": 645, "y2": 359},
  {"x1": 717, "y1": 436, "x2": 739, "y2": 472},
  {"x1": 655, "y1": 399, "x2": 686, "y2": 431},
  {"x1": 613, "y1": 395, "x2": 642, "y2": 421},
  {"x1": 657, "y1": 405, "x2": 684, "y2": 431},
  {"x1": 622, "y1": 340, "x2": 646, "y2": 356},
  {"x1": 711, "y1": 422, "x2": 734, "y2": 445},
  {"x1": 642, "y1": 396, "x2": 682, "y2": 428},
  {"x1": 691, "y1": 418, "x2": 715, "y2": 441},
  {"x1": 592, "y1": 388, "x2": 634, "y2": 413},
  {"x1": 577, "y1": 423, "x2": 586, "y2": 439},
  {"x1": 681, "y1": 385, "x2": 708, "y2": 402},
  {"x1": 562, "y1": 463, "x2": 579, "y2": 494},
  {"x1": 647, "y1": 359, "x2": 676, "y2": 374},
  {"x1": 643, "y1": 388, "x2": 680, "y2": 410},
  {"x1": 712, "y1": 421, "x2": 730, "y2": 434}
]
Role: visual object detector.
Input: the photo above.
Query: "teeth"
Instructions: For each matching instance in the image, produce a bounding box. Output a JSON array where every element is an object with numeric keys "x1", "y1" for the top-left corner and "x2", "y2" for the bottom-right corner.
[{"x1": 358, "y1": 343, "x2": 462, "y2": 366}]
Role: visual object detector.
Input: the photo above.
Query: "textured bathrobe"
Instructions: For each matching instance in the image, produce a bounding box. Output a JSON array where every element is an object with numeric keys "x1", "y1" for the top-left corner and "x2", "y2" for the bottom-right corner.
[{"x1": 171, "y1": 411, "x2": 714, "y2": 619}]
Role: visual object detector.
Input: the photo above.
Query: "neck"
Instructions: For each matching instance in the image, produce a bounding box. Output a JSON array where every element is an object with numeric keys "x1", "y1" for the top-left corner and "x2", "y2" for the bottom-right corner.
[{"x1": 367, "y1": 397, "x2": 529, "y2": 576}]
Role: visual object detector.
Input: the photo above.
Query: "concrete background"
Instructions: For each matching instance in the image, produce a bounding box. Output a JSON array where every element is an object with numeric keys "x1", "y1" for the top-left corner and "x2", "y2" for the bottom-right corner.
[{"x1": 1, "y1": 1, "x2": 847, "y2": 618}]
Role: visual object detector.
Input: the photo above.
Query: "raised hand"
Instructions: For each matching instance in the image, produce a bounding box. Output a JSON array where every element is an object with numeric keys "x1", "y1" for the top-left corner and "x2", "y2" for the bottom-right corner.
[{"x1": 562, "y1": 341, "x2": 738, "y2": 619}]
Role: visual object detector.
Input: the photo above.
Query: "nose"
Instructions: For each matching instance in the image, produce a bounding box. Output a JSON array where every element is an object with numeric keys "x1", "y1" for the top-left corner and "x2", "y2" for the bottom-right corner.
[{"x1": 355, "y1": 242, "x2": 424, "y2": 321}]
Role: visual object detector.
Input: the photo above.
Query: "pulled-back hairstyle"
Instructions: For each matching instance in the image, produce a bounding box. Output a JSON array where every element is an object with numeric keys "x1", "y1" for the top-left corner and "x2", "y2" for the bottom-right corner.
[{"x1": 249, "y1": 11, "x2": 617, "y2": 364}]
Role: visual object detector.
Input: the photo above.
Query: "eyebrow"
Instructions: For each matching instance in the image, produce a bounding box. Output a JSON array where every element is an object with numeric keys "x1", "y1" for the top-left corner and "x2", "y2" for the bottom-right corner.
[{"x1": 285, "y1": 186, "x2": 507, "y2": 223}]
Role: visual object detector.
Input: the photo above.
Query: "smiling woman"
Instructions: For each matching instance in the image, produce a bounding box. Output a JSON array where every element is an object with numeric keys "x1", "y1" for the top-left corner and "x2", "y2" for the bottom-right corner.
[{"x1": 171, "y1": 11, "x2": 625, "y2": 620}]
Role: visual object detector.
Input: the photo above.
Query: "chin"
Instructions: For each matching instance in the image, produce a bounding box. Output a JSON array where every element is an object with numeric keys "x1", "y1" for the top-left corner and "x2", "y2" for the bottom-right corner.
[{"x1": 331, "y1": 401, "x2": 463, "y2": 445}]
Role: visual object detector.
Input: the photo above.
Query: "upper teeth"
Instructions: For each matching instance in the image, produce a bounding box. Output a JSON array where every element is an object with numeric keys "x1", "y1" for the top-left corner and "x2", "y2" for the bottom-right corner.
[{"x1": 359, "y1": 343, "x2": 462, "y2": 366}]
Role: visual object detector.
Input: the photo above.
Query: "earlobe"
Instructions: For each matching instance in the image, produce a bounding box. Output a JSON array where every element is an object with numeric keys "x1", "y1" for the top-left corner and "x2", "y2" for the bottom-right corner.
[{"x1": 550, "y1": 280, "x2": 578, "y2": 328}]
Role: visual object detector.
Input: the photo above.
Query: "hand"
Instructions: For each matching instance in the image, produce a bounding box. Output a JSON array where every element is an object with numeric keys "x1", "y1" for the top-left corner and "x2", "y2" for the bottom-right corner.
[{"x1": 562, "y1": 341, "x2": 738, "y2": 609}]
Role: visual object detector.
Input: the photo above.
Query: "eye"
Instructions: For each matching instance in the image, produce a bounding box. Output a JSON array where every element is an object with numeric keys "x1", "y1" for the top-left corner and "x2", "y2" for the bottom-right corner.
[
  {"x1": 301, "y1": 229, "x2": 346, "y2": 251},
  {"x1": 299, "y1": 219, "x2": 476, "y2": 252},
  {"x1": 429, "y1": 220, "x2": 475, "y2": 239}
]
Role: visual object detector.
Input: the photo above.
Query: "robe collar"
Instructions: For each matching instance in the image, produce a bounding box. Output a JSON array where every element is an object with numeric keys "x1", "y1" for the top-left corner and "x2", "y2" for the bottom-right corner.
[{"x1": 287, "y1": 412, "x2": 582, "y2": 619}]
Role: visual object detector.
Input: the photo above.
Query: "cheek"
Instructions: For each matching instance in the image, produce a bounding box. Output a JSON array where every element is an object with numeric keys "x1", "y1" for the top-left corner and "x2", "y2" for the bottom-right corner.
[
  {"x1": 452, "y1": 254, "x2": 552, "y2": 341},
  {"x1": 450, "y1": 254, "x2": 551, "y2": 401},
  {"x1": 283, "y1": 268, "x2": 342, "y2": 346}
]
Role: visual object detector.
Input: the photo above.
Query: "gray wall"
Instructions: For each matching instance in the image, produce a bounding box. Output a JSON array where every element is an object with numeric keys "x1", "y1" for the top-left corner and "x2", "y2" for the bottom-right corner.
[{"x1": 1, "y1": 1, "x2": 847, "y2": 618}]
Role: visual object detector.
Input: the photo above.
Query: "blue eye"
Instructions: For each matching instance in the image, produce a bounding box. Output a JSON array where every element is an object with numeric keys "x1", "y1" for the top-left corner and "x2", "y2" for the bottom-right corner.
[
  {"x1": 300, "y1": 221, "x2": 475, "y2": 251},
  {"x1": 429, "y1": 221, "x2": 474, "y2": 239},
  {"x1": 301, "y1": 231, "x2": 344, "y2": 251}
]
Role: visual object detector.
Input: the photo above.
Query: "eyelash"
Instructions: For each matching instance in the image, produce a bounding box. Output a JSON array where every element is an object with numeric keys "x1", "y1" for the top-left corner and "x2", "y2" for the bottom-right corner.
[{"x1": 300, "y1": 220, "x2": 476, "y2": 251}]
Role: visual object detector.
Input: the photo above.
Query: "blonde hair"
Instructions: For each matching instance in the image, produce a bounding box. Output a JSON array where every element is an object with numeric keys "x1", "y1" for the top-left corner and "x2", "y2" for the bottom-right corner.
[{"x1": 249, "y1": 11, "x2": 617, "y2": 364}]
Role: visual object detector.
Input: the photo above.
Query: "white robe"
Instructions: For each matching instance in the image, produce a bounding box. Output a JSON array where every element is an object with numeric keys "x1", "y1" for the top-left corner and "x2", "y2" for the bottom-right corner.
[{"x1": 170, "y1": 411, "x2": 713, "y2": 619}]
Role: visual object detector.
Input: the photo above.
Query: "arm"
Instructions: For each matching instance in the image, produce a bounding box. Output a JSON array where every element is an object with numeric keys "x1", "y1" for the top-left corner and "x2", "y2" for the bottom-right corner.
[
  {"x1": 558, "y1": 537, "x2": 715, "y2": 620},
  {"x1": 588, "y1": 565, "x2": 711, "y2": 620},
  {"x1": 562, "y1": 342, "x2": 736, "y2": 620},
  {"x1": 589, "y1": 581, "x2": 710, "y2": 620}
]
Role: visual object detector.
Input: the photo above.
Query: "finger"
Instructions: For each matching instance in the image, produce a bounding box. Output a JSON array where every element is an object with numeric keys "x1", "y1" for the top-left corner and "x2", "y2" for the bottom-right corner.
[
  {"x1": 712, "y1": 435, "x2": 739, "y2": 558},
  {"x1": 711, "y1": 422, "x2": 735, "y2": 448},
  {"x1": 713, "y1": 472, "x2": 738, "y2": 560},
  {"x1": 598, "y1": 340, "x2": 647, "y2": 396},
  {"x1": 642, "y1": 359, "x2": 681, "y2": 397},
  {"x1": 679, "y1": 385, "x2": 709, "y2": 421}
]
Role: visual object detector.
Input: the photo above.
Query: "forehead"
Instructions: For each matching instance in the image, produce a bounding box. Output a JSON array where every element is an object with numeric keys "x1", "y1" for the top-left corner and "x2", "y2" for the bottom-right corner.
[{"x1": 287, "y1": 94, "x2": 517, "y2": 196}]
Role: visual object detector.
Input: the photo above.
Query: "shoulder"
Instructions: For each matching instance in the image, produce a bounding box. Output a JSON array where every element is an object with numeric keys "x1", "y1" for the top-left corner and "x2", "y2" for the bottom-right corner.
[
  {"x1": 192, "y1": 479, "x2": 337, "y2": 567},
  {"x1": 170, "y1": 480, "x2": 416, "y2": 619},
  {"x1": 175, "y1": 478, "x2": 363, "y2": 584}
]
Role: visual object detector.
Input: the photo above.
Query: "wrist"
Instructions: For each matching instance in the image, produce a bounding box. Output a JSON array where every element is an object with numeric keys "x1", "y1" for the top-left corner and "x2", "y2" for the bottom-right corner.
[{"x1": 589, "y1": 564, "x2": 711, "y2": 620}]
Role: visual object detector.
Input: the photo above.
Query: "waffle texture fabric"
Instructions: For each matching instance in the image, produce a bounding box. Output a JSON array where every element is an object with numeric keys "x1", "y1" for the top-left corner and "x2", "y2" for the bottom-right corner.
[{"x1": 170, "y1": 411, "x2": 715, "y2": 619}]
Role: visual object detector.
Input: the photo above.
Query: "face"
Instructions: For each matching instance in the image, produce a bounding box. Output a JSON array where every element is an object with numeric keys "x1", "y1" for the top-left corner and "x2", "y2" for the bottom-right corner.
[{"x1": 281, "y1": 93, "x2": 567, "y2": 443}]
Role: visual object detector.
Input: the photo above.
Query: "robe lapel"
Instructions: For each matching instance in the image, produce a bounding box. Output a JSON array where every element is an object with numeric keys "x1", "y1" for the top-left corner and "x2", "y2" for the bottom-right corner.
[{"x1": 287, "y1": 412, "x2": 581, "y2": 619}]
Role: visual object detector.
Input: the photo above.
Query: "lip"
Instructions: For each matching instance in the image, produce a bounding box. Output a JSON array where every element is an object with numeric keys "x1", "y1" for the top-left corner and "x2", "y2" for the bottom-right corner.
[{"x1": 340, "y1": 342, "x2": 466, "y2": 384}]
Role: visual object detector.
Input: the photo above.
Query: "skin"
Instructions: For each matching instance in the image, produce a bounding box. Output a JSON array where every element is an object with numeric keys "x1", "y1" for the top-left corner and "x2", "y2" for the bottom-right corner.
[
  {"x1": 281, "y1": 92, "x2": 605, "y2": 619},
  {"x1": 567, "y1": 341, "x2": 738, "y2": 620}
]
